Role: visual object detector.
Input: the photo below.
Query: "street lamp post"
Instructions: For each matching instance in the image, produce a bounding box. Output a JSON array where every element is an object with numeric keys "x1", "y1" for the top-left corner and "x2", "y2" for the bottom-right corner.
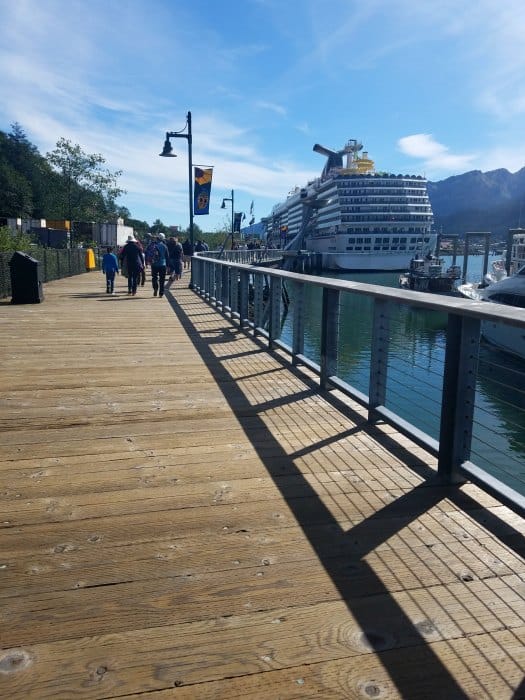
[
  {"x1": 159, "y1": 111, "x2": 194, "y2": 287},
  {"x1": 221, "y1": 189, "x2": 234, "y2": 250}
]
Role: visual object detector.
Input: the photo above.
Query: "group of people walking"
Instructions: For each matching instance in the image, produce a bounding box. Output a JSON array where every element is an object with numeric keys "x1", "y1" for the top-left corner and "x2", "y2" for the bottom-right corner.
[{"x1": 101, "y1": 233, "x2": 191, "y2": 297}]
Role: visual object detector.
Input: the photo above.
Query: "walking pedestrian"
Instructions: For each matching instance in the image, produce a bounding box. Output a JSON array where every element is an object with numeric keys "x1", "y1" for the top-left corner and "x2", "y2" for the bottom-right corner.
[
  {"x1": 167, "y1": 235, "x2": 184, "y2": 283},
  {"x1": 182, "y1": 238, "x2": 193, "y2": 269},
  {"x1": 119, "y1": 235, "x2": 145, "y2": 296},
  {"x1": 101, "y1": 246, "x2": 119, "y2": 294},
  {"x1": 149, "y1": 232, "x2": 170, "y2": 297}
]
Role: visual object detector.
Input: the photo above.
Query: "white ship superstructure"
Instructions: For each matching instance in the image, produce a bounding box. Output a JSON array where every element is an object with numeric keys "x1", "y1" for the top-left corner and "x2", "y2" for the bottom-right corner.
[{"x1": 265, "y1": 140, "x2": 436, "y2": 271}]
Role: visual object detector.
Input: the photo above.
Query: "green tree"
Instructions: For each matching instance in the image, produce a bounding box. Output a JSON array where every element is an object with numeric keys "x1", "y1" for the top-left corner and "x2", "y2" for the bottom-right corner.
[
  {"x1": 150, "y1": 219, "x2": 167, "y2": 234},
  {"x1": 2, "y1": 124, "x2": 55, "y2": 218},
  {"x1": 0, "y1": 158, "x2": 33, "y2": 217},
  {"x1": 46, "y1": 138, "x2": 126, "y2": 227},
  {"x1": 0, "y1": 225, "x2": 33, "y2": 252},
  {"x1": 126, "y1": 217, "x2": 150, "y2": 237}
]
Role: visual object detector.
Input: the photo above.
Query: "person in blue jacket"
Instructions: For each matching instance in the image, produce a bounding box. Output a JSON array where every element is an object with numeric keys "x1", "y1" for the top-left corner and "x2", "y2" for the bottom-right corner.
[{"x1": 101, "y1": 247, "x2": 119, "y2": 294}]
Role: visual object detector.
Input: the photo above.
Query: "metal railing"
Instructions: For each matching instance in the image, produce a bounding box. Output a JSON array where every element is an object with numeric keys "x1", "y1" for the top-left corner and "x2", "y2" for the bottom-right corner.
[
  {"x1": 191, "y1": 254, "x2": 525, "y2": 516},
  {"x1": 0, "y1": 248, "x2": 97, "y2": 299},
  {"x1": 198, "y1": 248, "x2": 284, "y2": 265}
]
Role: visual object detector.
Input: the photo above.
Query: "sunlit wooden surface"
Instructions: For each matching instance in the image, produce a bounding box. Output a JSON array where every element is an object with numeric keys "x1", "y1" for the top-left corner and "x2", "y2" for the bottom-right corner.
[{"x1": 1, "y1": 270, "x2": 525, "y2": 699}]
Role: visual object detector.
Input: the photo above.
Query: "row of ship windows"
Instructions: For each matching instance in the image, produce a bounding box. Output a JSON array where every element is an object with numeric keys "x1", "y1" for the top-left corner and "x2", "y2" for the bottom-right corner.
[
  {"x1": 346, "y1": 245, "x2": 422, "y2": 252},
  {"x1": 346, "y1": 232, "x2": 430, "y2": 238},
  {"x1": 347, "y1": 236, "x2": 429, "y2": 244},
  {"x1": 343, "y1": 206, "x2": 431, "y2": 213},
  {"x1": 337, "y1": 179, "x2": 425, "y2": 186},
  {"x1": 337, "y1": 188, "x2": 427, "y2": 196},
  {"x1": 341, "y1": 215, "x2": 433, "y2": 222},
  {"x1": 340, "y1": 197, "x2": 429, "y2": 204}
]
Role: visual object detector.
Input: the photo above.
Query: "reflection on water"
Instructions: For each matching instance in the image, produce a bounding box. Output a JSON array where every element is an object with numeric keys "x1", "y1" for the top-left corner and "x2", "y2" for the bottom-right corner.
[
  {"x1": 280, "y1": 256, "x2": 525, "y2": 491},
  {"x1": 474, "y1": 347, "x2": 525, "y2": 490}
]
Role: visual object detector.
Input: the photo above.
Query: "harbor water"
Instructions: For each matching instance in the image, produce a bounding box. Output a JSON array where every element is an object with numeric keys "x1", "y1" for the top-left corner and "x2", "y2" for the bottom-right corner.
[{"x1": 279, "y1": 254, "x2": 525, "y2": 495}]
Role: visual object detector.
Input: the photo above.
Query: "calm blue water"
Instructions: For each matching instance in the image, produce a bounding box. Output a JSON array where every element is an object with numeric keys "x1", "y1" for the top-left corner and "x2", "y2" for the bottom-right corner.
[{"x1": 279, "y1": 254, "x2": 525, "y2": 494}]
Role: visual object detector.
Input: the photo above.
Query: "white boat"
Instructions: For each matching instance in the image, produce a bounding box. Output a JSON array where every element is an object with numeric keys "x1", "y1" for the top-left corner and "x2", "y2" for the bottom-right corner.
[
  {"x1": 457, "y1": 229, "x2": 525, "y2": 299},
  {"x1": 265, "y1": 140, "x2": 436, "y2": 271},
  {"x1": 477, "y1": 265, "x2": 525, "y2": 359}
]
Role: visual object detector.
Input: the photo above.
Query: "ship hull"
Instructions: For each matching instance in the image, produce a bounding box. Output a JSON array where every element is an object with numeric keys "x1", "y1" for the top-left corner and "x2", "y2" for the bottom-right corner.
[
  {"x1": 316, "y1": 249, "x2": 436, "y2": 272},
  {"x1": 305, "y1": 234, "x2": 437, "y2": 271}
]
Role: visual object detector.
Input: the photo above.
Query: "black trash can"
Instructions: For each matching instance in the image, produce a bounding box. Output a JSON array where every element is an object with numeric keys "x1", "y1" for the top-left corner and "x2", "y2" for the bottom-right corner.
[{"x1": 9, "y1": 251, "x2": 44, "y2": 304}]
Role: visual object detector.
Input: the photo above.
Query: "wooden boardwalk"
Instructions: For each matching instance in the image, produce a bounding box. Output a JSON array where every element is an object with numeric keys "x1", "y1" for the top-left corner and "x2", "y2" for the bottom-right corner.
[{"x1": 1, "y1": 271, "x2": 525, "y2": 699}]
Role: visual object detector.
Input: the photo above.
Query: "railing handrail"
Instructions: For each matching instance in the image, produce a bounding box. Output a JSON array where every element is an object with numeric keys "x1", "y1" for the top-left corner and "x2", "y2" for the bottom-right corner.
[{"x1": 195, "y1": 255, "x2": 525, "y2": 329}]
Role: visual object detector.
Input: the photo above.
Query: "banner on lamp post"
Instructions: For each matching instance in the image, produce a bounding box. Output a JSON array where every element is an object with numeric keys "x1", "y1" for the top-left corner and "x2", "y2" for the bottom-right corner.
[
  {"x1": 233, "y1": 212, "x2": 243, "y2": 233},
  {"x1": 193, "y1": 167, "x2": 213, "y2": 215}
]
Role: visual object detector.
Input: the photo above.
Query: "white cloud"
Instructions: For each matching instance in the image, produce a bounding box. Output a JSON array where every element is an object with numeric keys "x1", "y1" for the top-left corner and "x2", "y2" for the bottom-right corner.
[
  {"x1": 254, "y1": 101, "x2": 287, "y2": 116},
  {"x1": 398, "y1": 134, "x2": 477, "y2": 173},
  {"x1": 295, "y1": 122, "x2": 310, "y2": 134}
]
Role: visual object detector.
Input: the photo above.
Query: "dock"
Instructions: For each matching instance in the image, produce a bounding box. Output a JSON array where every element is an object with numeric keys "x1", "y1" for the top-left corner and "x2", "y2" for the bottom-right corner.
[{"x1": 1, "y1": 272, "x2": 525, "y2": 699}]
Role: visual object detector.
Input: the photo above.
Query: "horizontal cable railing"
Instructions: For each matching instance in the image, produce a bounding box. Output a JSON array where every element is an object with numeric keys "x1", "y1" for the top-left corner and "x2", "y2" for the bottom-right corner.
[
  {"x1": 198, "y1": 249, "x2": 284, "y2": 265},
  {"x1": 191, "y1": 254, "x2": 525, "y2": 516}
]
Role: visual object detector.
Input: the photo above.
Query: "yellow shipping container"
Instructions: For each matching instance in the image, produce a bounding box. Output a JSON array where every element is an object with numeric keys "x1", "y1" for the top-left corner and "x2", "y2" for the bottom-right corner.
[{"x1": 46, "y1": 220, "x2": 70, "y2": 231}]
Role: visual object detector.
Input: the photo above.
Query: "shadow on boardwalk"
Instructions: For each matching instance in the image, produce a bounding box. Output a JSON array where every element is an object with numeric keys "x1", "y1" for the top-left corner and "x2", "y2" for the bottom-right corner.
[{"x1": 166, "y1": 284, "x2": 525, "y2": 700}]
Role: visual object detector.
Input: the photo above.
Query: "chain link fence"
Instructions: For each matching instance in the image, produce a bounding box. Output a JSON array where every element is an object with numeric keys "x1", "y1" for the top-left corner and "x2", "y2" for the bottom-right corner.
[{"x1": 0, "y1": 248, "x2": 100, "y2": 299}]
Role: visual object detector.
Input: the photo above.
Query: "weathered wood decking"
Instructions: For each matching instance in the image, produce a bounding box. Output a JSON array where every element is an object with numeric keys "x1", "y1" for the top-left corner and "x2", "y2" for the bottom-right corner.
[{"x1": 1, "y1": 271, "x2": 525, "y2": 699}]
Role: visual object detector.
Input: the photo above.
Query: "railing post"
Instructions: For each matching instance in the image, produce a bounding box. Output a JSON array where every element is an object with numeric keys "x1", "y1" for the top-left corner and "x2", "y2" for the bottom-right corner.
[
  {"x1": 191, "y1": 256, "x2": 199, "y2": 292},
  {"x1": 229, "y1": 267, "x2": 239, "y2": 320},
  {"x1": 268, "y1": 276, "x2": 282, "y2": 350},
  {"x1": 320, "y1": 288, "x2": 340, "y2": 389},
  {"x1": 368, "y1": 298, "x2": 391, "y2": 421},
  {"x1": 221, "y1": 265, "x2": 229, "y2": 311},
  {"x1": 239, "y1": 269, "x2": 249, "y2": 329},
  {"x1": 253, "y1": 273, "x2": 264, "y2": 336},
  {"x1": 213, "y1": 263, "x2": 221, "y2": 307},
  {"x1": 292, "y1": 281, "x2": 305, "y2": 364},
  {"x1": 198, "y1": 259, "x2": 204, "y2": 296},
  {"x1": 438, "y1": 314, "x2": 480, "y2": 482},
  {"x1": 205, "y1": 260, "x2": 212, "y2": 300}
]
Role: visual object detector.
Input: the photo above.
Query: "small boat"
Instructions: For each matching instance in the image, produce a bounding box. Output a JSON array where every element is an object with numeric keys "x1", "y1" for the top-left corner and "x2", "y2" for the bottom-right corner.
[
  {"x1": 477, "y1": 265, "x2": 525, "y2": 359},
  {"x1": 399, "y1": 254, "x2": 461, "y2": 294},
  {"x1": 457, "y1": 258, "x2": 507, "y2": 300}
]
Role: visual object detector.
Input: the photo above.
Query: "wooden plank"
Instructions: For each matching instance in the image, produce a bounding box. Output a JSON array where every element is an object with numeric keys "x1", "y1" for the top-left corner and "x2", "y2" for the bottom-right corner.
[{"x1": 1, "y1": 611, "x2": 525, "y2": 699}]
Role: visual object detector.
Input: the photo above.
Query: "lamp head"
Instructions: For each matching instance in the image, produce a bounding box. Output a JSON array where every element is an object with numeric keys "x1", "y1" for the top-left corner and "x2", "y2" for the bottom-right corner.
[
  {"x1": 159, "y1": 137, "x2": 176, "y2": 157},
  {"x1": 221, "y1": 200, "x2": 226, "y2": 209}
]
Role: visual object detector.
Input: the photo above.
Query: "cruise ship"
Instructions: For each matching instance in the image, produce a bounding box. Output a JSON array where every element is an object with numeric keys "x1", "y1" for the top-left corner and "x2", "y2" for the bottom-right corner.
[{"x1": 265, "y1": 140, "x2": 436, "y2": 271}]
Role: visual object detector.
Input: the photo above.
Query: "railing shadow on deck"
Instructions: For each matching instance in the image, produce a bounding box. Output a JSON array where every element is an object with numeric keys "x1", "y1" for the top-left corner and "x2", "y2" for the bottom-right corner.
[{"x1": 165, "y1": 286, "x2": 525, "y2": 699}]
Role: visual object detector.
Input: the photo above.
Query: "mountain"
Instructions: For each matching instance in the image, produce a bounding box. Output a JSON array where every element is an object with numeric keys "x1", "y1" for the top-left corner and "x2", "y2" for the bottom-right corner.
[{"x1": 428, "y1": 167, "x2": 525, "y2": 239}]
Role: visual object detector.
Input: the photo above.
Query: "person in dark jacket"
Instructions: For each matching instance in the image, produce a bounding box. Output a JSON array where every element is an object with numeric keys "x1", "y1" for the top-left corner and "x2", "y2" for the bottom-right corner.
[
  {"x1": 119, "y1": 235, "x2": 144, "y2": 296},
  {"x1": 149, "y1": 232, "x2": 170, "y2": 297},
  {"x1": 182, "y1": 238, "x2": 193, "y2": 269}
]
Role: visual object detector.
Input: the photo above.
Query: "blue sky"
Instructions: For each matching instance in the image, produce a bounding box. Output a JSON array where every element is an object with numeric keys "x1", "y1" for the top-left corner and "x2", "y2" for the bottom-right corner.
[{"x1": 1, "y1": 0, "x2": 525, "y2": 232}]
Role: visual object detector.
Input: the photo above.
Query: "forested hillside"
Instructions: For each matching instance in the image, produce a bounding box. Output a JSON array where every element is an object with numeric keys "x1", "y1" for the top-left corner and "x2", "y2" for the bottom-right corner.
[{"x1": 428, "y1": 167, "x2": 525, "y2": 239}]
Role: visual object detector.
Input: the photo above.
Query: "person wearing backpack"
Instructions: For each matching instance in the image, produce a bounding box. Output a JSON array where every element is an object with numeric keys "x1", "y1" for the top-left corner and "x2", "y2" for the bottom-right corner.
[{"x1": 150, "y1": 232, "x2": 170, "y2": 297}]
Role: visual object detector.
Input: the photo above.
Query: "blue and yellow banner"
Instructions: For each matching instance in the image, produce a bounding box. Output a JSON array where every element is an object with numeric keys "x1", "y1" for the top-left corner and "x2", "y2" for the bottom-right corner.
[
  {"x1": 233, "y1": 212, "x2": 243, "y2": 232},
  {"x1": 193, "y1": 167, "x2": 213, "y2": 215}
]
